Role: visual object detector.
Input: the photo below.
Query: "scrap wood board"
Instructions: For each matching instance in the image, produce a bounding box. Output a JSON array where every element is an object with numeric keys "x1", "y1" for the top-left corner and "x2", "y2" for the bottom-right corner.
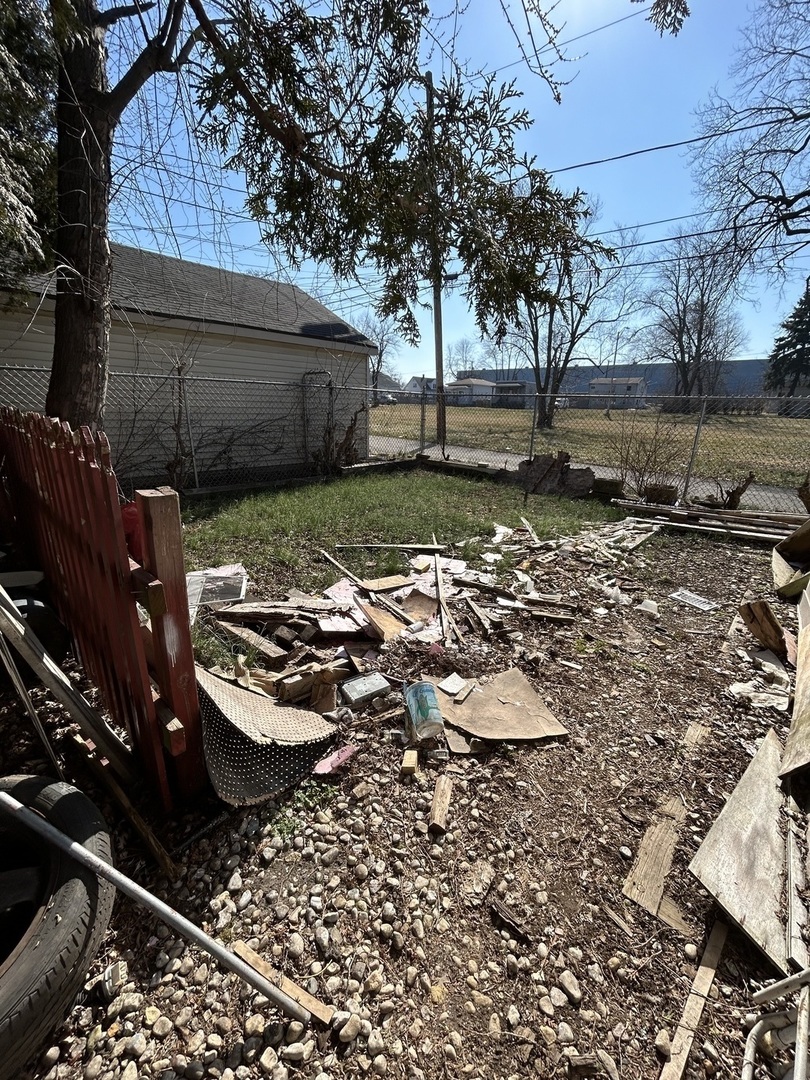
[
  {"x1": 780, "y1": 586, "x2": 810, "y2": 779},
  {"x1": 431, "y1": 668, "x2": 568, "y2": 743},
  {"x1": 622, "y1": 795, "x2": 689, "y2": 932},
  {"x1": 689, "y1": 729, "x2": 796, "y2": 974},
  {"x1": 659, "y1": 921, "x2": 728, "y2": 1080},
  {"x1": 232, "y1": 941, "x2": 333, "y2": 1025},
  {"x1": 355, "y1": 600, "x2": 408, "y2": 642}
]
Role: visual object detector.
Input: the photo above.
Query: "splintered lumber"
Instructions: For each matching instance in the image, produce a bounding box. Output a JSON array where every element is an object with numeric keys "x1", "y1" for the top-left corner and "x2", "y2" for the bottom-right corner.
[
  {"x1": 739, "y1": 600, "x2": 797, "y2": 664},
  {"x1": 355, "y1": 600, "x2": 408, "y2": 642},
  {"x1": 435, "y1": 554, "x2": 463, "y2": 642},
  {"x1": 659, "y1": 922, "x2": 728, "y2": 1080},
  {"x1": 491, "y1": 897, "x2": 532, "y2": 941},
  {"x1": 622, "y1": 795, "x2": 686, "y2": 927},
  {"x1": 689, "y1": 729, "x2": 789, "y2": 972},
  {"x1": 786, "y1": 796, "x2": 809, "y2": 970},
  {"x1": 319, "y1": 550, "x2": 414, "y2": 624},
  {"x1": 466, "y1": 597, "x2": 492, "y2": 636},
  {"x1": 215, "y1": 620, "x2": 289, "y2": 668},
  {"x1": 779, "y1": 586, "x2": 810, "y2": 779},
  {"x1": 335, "y1": 543, "x2": 446, "y2": 552},
  {"x1": 519, "y1": 516, "x2": 541, "y2": 544},
  {"x1": 429, "y1": 775, "x2": 453, "y2": 833},
  {"x1": 358, "y1": 574, "x2": 411, "y2": 592},
  {"x1": 218, "y1": 599, "x2": 336, "y2": 621},
  {"x1": 232, "y1": 941, "x2": 334, "y2": 1025}
]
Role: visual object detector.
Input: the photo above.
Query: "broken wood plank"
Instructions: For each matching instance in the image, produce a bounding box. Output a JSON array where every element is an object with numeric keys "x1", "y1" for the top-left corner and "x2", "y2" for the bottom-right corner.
[
  {"x1": 219, "y1": 599, "x2": 337, "y2": 619},
  {"x1": 690, "y1": 729, "x2": 789, "y2": 972},
  {"x1": 786, "y1": 795, "x2": 809, "y2": 970},
  {"x1": 779, "y1": 587, "x2": 810, "y2": 780},
  {"x1": 683, "y1": 722, "x2": 710, "y2": 750},
  {"x1": 657, "y1": 895, "x2": 691, "y2": 935},
  {"x1": 740, "y1": 599, "x2": 798, "y2": 665},
  {"x1": 429, "y1": 775, "x2": 453, "y2": 833},
  {"x1": 215, "y1": 620, "x2": 289, "y2": 669},
  {"x1": 319, "y1": 550, "x2": 414, "y2": 624},
  {"x1": 232, "y1": 941, "x2": 333, "y2": 1025},
  {"x1": 622, "y1": 795, "x2": 686, "y2": 922},
  {"x1": 453, "y1": 575, "x2": 518, "y2": 601},
  {"x1": 335, "y1": 543, "x2": 446, "y2": 552},
  {"x1": 659, "y1": 922, "x2": 728, "y2": 1080},
  {"x1": 358, "y1": 574, "x2": 411, "y2": 592},
  {"x1": 401, "y1": 749, "x2": 419, "y2": 775},
  {"x1": 601, "y1": 904, "x2": 633, "y2": 937},
  {"x1": 519, "y1": 515, "x2": 541, "y2": 544},
  {"x1": 153, "y1": 697, "x2": 186, "y2": 756},
  {"x1": 355, "y1": 600, "x2": 408, "y2": 642},
  {"x1": 466, "y1": 596, "x2": 492, "y2": 636}
]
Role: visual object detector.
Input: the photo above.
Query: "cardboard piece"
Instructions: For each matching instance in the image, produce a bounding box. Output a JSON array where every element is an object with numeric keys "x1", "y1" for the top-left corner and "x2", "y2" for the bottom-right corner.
[{"x1": 431, "y1": 668, "x2": 568, "y2": 743}]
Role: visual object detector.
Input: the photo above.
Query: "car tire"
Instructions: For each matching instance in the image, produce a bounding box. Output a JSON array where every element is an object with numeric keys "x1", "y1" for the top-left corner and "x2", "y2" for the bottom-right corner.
[{"x1": 0, "y1": 775, "x2": 115, "y2": 1080}]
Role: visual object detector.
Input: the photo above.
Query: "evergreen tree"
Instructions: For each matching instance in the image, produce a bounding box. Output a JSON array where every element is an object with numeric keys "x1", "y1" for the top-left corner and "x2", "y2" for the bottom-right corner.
[{"x1": 766, "y1": 281, "x2": 810, "y2": 396}]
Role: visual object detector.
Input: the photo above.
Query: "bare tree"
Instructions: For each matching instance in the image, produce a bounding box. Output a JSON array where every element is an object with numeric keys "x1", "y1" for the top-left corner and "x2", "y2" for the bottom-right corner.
[
  {"x1": 500, "y1": 215, "x2": 641, "y2": 428},
  {"x1": 352, "y1": 311, "x2": 403, "y2": 404},
  {"x1": 444, "y1": 337, "x2": 484, "y2": 380},
  {"x1": 696, "y1": 0, "x2": 810, "y2": 274},
  {"x1": 641, "y1": 231, "x2": 748, "y2": 399}
]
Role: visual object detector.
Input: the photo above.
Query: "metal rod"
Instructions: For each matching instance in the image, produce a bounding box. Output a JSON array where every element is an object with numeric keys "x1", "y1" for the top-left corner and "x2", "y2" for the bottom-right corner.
[
  {"x1": 796, "y1": 985, "x2": 810, "y2": 1080},
  {"x1": 753, "y1": 967, "x2": 810, "y2": 1006},
  {"x1": 682, "y1": 397, "x2": 707, "y2": 501},
  {"x1": 0, "y1": 791, "x2": 310, "y2": 1024},
  {"x1": 741, "y1": 1009, "x2": 797, "y2": 1080},
  {"x1": 419, "y1": 389, "x2": 426, "y2": 454},
  {"x1": 528, "y1": 395, "x2": 539, "y2": 461},
  {"x1": 0, "y1": 635, "x2": 64, "y2": 779}
]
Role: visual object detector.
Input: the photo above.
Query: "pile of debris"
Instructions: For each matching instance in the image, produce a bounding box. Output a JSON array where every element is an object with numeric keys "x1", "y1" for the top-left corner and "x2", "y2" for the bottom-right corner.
[{"x1": 188, "y1": 517, "x2": 668, "y2": 806}]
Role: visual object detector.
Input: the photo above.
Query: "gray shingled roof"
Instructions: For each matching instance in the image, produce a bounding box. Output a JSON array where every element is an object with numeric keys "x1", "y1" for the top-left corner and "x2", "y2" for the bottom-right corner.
[{"x1": 33, "y1": 245, "x2": 374, "y2": 349}]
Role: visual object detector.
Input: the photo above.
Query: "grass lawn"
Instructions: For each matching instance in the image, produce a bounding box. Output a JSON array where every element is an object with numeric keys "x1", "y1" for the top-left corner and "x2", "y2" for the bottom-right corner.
[
  {"x1": 182, "y1": 468, "x2": 620, "y2": 597},
  {"x1": 370, "y1": 404, "x2": 810, "y2": 489}
]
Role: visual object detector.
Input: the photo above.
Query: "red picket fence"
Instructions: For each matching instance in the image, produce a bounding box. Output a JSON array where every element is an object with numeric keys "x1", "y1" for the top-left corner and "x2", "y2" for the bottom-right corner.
[{"x1": 0, "y1": 408, "x2": 206, "y2": 808}]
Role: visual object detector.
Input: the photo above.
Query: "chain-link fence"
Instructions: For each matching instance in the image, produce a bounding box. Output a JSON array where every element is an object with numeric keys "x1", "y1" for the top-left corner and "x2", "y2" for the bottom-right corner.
[
  {"x1": 369, "y1": 391, "x2": 810, "y2": 513},
  {"x1": 0, "y1": 366, "x2": 370, "y2": 494},
  {"x1": 1, "y1": 367, "x2": 808, "y2": 512}
]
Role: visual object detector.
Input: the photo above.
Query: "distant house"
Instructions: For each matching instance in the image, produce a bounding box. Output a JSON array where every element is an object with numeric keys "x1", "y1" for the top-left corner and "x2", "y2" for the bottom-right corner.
[
  {"x1": 588, "y1": 377, "x2": 647, "y2": 409},
  {"x1": 446, "y1": 377, "x2": 497, "y2": 406},
  {"x1": 493, "y1": 381, "x2": 533, "y2": 408},
  {"x1": 403, "y1": 375, "x2": 437, "y2": 401},
  {"x1": 0, "y1": 245, "x2": 376, "y2": 488}
]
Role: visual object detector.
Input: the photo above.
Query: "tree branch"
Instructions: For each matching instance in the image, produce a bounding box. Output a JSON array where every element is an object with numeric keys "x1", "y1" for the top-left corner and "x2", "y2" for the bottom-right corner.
[{"x1": 95, "y1": 1, "x2": 156, "y2": 28}]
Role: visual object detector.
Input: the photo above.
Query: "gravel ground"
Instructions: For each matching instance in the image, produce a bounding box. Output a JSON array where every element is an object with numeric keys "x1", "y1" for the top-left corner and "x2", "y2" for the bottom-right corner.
[{"x1": 0, "y1": 526, "x2": 799, "y2": 1080}]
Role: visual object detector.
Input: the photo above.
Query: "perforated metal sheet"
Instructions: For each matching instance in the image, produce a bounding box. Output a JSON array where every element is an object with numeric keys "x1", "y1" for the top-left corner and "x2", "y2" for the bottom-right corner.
[{"x1": 196, "y1": 666, "x2": 336, "y2": 806}]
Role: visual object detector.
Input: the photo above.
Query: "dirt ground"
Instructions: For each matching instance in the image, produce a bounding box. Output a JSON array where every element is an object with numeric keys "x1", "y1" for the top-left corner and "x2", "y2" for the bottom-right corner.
[{"x1": 0, "y1": 526, "x2": 799, "y2": 1080}]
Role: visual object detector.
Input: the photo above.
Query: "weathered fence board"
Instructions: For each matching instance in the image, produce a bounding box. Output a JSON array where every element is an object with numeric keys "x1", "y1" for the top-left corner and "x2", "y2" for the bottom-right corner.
[{"x1": 0, "y1": 408, "x2": 207, "y2": 806}]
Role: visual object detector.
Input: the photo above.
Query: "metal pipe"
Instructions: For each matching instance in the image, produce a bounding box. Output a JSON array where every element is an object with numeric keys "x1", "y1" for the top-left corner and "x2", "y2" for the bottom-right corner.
[
  {"x1": 682, "y1": 397, "x2": 707, "y2": 501},
  {"x1": 796, "y1": 985, "x2": 810, "y2": 1080},
  {"x1": 742, "y1": 1009, "x2": 797, "y2": 1080},
  {"x1": 753, "y1": 968, "x2": 810, "y2": 1006},
  {"x1": 0, "y1": 791, "x2": 310, "y2": 1024},
  {"x1": 181, "y1": 375, "x2": 200, "y2": 490}
]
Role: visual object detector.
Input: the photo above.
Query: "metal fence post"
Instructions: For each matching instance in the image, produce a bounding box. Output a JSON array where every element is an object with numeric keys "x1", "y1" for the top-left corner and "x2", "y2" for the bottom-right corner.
[
  {"x1": 528, "y1": 395, "x2": 540, "y2": 461},
  {"x1": 682, "y1": 397, "x2": 707, "y2": 502},
  {"x1": 420, "y1": 390, "x2": 427, "y2": 453},
  {"x1": 181, "y1": 375, "x2": 200, "y2": 489}
]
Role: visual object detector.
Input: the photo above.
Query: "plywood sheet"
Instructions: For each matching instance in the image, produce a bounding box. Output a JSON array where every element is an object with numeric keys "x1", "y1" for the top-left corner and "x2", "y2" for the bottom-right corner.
[
  {"x1": 431, "y1": 668, "x2": 568, "y2": 742},
  {"x1": 689, "y1": 730, "x2": 788, "y2": 973}
]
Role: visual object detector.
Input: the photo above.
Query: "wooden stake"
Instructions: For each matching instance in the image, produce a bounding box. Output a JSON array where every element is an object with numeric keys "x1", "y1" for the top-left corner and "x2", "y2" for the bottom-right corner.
[
  {"x1": 232, "y1": 941, "x2": 334, "y2": 1025},
  {"x1": 429, "y1": 775, "x2": 453, "y2": 833},
  {"x1": 659, "y1": 921, "x2": 727, "y2": 1080},
  {"x1": 319, "y1": 550, "x2": 413, "y2": 624}
]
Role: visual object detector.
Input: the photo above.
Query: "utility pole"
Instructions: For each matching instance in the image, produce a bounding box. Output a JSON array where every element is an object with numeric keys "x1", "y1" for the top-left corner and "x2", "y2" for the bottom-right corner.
[{"x1": 424, "y1": 71, "x2": 446, "y2": 449}]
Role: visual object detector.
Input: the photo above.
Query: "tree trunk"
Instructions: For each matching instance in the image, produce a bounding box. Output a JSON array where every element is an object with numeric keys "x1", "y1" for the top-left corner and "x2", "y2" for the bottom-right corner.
[{"x1": 46, "y1": 0, "x2": 114, "y2": 429}]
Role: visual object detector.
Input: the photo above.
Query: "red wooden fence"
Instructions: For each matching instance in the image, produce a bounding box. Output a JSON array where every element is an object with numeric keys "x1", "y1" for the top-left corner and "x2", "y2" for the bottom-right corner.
[{"x1": 0, "y1": 408, "x2": 206, "y2": 808}]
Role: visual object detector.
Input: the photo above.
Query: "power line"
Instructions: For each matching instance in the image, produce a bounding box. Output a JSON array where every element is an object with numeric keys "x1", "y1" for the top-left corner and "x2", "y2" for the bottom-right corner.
[{"x1": 549, "y1": 119, "x2": 781, "y2": 175}]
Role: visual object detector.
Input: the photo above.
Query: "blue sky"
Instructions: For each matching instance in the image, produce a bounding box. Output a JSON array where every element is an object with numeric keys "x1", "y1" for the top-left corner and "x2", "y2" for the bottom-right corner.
[{"x1": 111, "y1": 1, "x2": 806, "y2": 383}]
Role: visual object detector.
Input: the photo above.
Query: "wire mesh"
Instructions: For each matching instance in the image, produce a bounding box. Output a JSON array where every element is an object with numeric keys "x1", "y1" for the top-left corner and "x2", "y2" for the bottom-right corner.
[{"x1": 1, "y1": 366, "x2": 808, "y2": 512}]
